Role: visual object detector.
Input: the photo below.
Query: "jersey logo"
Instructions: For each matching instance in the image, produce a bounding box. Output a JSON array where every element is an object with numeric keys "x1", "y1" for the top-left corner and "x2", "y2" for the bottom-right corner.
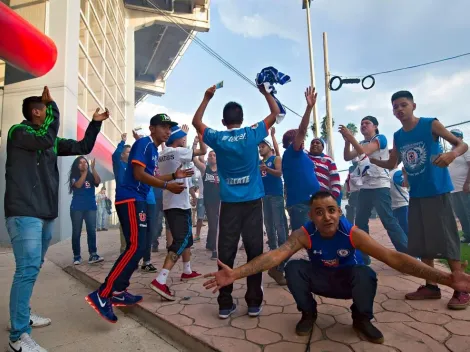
[
  {"x1": 222, "y1": 133, "x2": 246, "y2": 142},
  {"x1": 139, "y1": 211, "x2": 147, "y2": 222},
  {"x1": 226, "y1": 176, "x2": 250, "y2": 185},
  {"x1": 261, "y1": 170, "x2": 267, "y2": 177},
  {"x1": 84, "y1": 181, "x2": 91, "y2": 188},
  {"x1": 311, "y1": 250, "x2": 322, "y2": 255},
  {"x1": 251, "y1": 123, "x2": 259, "y2": 129},
  {"x1": 322, "y1": 259, "x2": 339, "y2": 267},
  {"x1": 337, "y1": 249, "x2": 350, "y2": 257}
]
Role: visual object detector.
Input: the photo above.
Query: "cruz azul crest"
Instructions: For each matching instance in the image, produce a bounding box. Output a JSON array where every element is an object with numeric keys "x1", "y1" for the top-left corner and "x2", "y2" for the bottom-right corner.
[{"x1": 139, "y1": 211, "x2": 147, "y2": 222}]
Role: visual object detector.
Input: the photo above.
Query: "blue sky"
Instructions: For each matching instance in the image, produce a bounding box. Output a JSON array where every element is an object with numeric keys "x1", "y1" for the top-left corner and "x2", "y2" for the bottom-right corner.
[{"x1": 135, "y1": 0, "x2": 470, "y2": 179}]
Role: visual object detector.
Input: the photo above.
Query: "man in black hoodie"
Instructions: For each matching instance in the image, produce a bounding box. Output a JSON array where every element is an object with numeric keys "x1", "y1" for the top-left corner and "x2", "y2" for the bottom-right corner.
[{"x1": 5, "y1": 86, "x2": 109, "y2": 352}]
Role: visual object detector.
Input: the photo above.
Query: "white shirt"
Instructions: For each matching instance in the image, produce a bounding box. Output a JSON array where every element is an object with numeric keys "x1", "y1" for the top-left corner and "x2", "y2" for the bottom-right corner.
[
  {"x1": 389, "y1": 169, "x2": 409, "y2": 210},
  {"x1": 194, "y1": 167, "x2": 204, "y2": 199},
  {"x1": 158, "y1": 147, "x2": 193, "y2": 210},
  {"x1": 359, "y1": 134, "x2": 390, "y2": 189},
  {"x1": 448, "y1": 148, "x2": 470, "y2": 193}
]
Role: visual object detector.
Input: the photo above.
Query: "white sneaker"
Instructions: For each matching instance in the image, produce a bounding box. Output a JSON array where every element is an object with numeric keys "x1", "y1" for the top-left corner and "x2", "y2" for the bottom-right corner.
[
  {"x1": 8, "y1": 332, "x2": 47, "y2": 352},
  {"x1": 7, "y1": 314, "x2": 51, "y2": 331}
]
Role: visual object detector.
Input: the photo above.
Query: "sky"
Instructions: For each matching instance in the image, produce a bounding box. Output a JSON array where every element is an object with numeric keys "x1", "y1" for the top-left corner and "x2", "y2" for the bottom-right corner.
[{"x1": 135, "y1": 0, "x2": 470, "y2": 180}]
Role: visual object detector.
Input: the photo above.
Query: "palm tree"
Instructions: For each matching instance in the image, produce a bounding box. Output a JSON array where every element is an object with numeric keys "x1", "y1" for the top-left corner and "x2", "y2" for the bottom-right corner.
[
  {"x1": 311, "y1": 116, "x2": 335, "y2": 143},
  {"x1": 346, "y1": 122, "x2": 358, "y2": 136}
]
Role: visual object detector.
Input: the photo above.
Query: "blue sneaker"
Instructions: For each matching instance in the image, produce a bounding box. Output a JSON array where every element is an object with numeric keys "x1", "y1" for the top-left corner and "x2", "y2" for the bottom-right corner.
[
  {"x1": 219, "y1": 304, "x2": 236, "y2": 319},
  {"x1": 85, "y1": 290, "x2": 117, "y2": 323},
  {"x1": 111, "y1": 291, "x2": 143, "y2": 307},
  {"x1": 248, "y1": 306, "x2": 263, "y2": 317}
]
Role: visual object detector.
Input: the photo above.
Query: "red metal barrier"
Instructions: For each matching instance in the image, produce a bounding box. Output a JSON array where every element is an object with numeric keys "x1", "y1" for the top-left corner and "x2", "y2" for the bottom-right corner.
[{"x1": 0, "y1": 2, "x2": 57, "y2": 77}]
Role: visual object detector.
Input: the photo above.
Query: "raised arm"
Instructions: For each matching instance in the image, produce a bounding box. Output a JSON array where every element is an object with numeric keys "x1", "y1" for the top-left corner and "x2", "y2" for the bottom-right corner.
[
  {"x1": 260, "y1": 86, "x2": 281, "y2": 130},
  {"x1": 432, "y1": 120, "x2": 469, "y2": 167},
  {"x1": 113, "y1": 134, "x2": 127, "y2": 164},
  {"x1": 353, "y1": 227, "x2": 470, "y2": 292},
  {"x1": 90, "y1": 159, "x2": 101, "y2": 186},
  {"x1": 294, "y1": 87, "x2": 317, "y2": 151},
  {"x1": 57, "y1": 108, "x2": 109, "y2": 156},
  {"x1": 370, "y1": 142, "x2": 399, "y2": 170},
  {"x1": 193, "y1": 154, "x2": 206, "y2": 174},
  {"x1": 203, "y1": 230, "x2": 308, "y2": 292},
  {"x1": 192, "y1": 133, "x2": 207, "y2": 157},
  {"x1": 271, "y1": 127, "x2": 281, "y2": 157},
  {"x1": 192, "y1": 86, "x2": 215, "y2": 135}
]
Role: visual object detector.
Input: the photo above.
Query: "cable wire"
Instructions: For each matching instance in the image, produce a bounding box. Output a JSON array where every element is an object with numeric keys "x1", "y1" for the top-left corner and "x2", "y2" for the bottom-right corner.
[{"x1": 143, "y1": 0, "x2": 304, "y2": 118}]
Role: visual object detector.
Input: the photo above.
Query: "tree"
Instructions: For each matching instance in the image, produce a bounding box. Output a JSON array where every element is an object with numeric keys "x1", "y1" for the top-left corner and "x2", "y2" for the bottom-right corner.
[
  {"x1": 311, "y1": 116, "x2": 335, "y2": 142},
  {"x1": 346, "y1": 122, "x2": 358, "y2": 136}
]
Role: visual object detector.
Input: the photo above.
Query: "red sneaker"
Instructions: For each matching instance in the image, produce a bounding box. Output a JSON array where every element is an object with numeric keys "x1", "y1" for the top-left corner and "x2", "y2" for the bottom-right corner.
[
  {"x1": 447, "y1": 291, "x2": 470, "y2": 310},
  {"x1": 405, "y1": 285, "x2": 441, "y2": 300},
  {"x1": 181, "y1": 271, "x2": 202, "y2": 281},
  {"x1": 149, "y1": 279, "x2": 176, "y2": 301}
]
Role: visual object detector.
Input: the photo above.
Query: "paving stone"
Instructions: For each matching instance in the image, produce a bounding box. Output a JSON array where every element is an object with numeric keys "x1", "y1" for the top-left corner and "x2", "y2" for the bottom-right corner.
[
  {"x1": 163, "y1": 313, "x2": 193, "y2": 327},
  {"x1": 231, "y1": 315, "x2": 259, "y2": 330},
  {"x1": 179, "y1": 296, "x2": 211, "y2": 305},
  {"x1": 373, "y1": 302, "x2": 384, "y2": 313},
  {"x1": 408, "y1": 310, "x2": 452, "y2": 325},
  {"x1": 264, "y1": 342, "x2": 307, "y2": 352},
  {"x1": 351, "y1": 341, "x2": 397, "y2": 351},
  {"x1": 445, "y1": 320, "x2": 470, "y2": 336},
  {"x1": 246, "y1": 328, "x2": 282, "y2": 344},
  {"x1": 181, "y1": 304, "x2": 230, "y2": 328},
  {"x1": 404, "y1": 322, "x2": 450, "y2": 342},
  {"x1": 199, "y1": 336, "x2": 261, "y2": 352},
  {"x1": 374, "y1": 311, "x2": 415, "y2": 323},
  {"x1": 263, "y1": 287, "x2": 296, "y2": 306},
  {"x1": 385, "y1": 290, "x2": 409, "y2": 300},
  {"x1": 204, "y1": 326, "x2": 245, "y2": 339},
  {"x1": 445, "y1": 335, "x2": 470, "y2": 352},
  {"x1": 335, "y1": 312, "x2": 353, "y2": 325},
  {"x1": 156, "y1": 304, "x2": 184, "y2": 315},
  {"x1": 325, "y1": 323, "x2": 361, "y2": 344},
  {"x1": 376, "y1": 286, "x2": 395, "y2": 294},
  {"x1": 181, "y1": 325, "x2": 209, "y2": 336},
  {"x1": 381, "y1": 299, "x2": 413, "y2": 313},
  {"x1": 283, "y1": 304, "x2": 299, "y2": 314},
  {"x1": 259, "y1": 313, "x2": 322, "y2": 344},
  {"x1": 381, "y1": 322, "x2": 448, "y2": 352},
  {"x1": 374, "y1": 293, "x2": 388, "y2": 303},
  {"x1": 259, "y1": 305, "x2": 283, "y2": 316},
  {"x1": 309, "y1": 340, "x2": 353, "y2": 352},
  {"x1": 317, "y1": 304, "x2": 349, "y2": 316},
  {"x1": 321, "y1": 297, "x2": 353, "y2": 308},
  {"x1": 316, "y1": 314, "x2": 336, "y2": 329},
  {"x1": 170, "y1": 283, "x2": 191, "y2": 291}
]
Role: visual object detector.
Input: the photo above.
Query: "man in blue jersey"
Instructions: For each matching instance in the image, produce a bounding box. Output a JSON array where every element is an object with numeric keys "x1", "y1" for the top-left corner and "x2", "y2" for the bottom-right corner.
[
  {"x1": 86, "y1": 114, "x2": 193, "y2": 323},
  {"x1": 192, "y1": 84, "x2": 280, "y2": 319},
  {"x1": 259, "y1": 137, "x2": 288, "y2": 285},
  {"x1": 281, "y1": 87, "x2": 320, "y2": 231},
  {"x1": 112, "y1": 133, "x2": 131, "y2": 252},
  {"x1": 203, "y1": 192, "x2": 470, "y2": 344},
  {"x1": 371, "y1": 91, "x2": 469, "y2": 310}
]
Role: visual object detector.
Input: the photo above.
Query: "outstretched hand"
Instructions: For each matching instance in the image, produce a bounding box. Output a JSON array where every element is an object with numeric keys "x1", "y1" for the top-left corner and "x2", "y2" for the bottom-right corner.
[
  {"x1": 338, "y1": 124, "x2": 353, "y2": 141},
  {"x1": 41, "y1": 86, "x2": 54, "y2": 104},
  {"x1": 167, "y1": 182, "x2": 186, "y2": 194},
  {"x1": 270, "y1": 127, "x2": 276, "y2": 137},
  {"x1": 92, "y1": 107, "x2": 110, "y2": 122},
  {"x1": 181, "y1": 124, "x2": 190, "y2": 133},
  {"x1": 305, "y1": 86, "x2": 317, "y2": 107},
  {"x1": 450, "y1": 261, "x2": 470, "y2": 292},
  {"x1": 203, "y1": 260, "x2": 236, "y2": 293},
  {"x1": 204, "y1": 86, "x2": 216, "y2": 101},
  {"x1": 174, "y1": 165, "x2": 194, "y2": 179}
]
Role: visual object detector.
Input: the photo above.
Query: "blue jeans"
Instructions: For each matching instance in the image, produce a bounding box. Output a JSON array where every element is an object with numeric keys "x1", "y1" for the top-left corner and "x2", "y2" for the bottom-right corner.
[
  {"x1": 96, "y1": 206, "x2": 108, "y2": 229},
  {"x1": 393, "y1": 206, "x2": 409, "y2": 237},
  {"x1": 143, "y1": 203, "x2": 157, "y2": 262},
  {"x1": 355, "y1": 188, "x2": 408, "y2": 264},
  {"x1": 287, "y1": 202, "x2": 311, "y2": 232},
  {"x1": 152, "y1": 198, "x2": 164, "y2": 247},
  {"x1": 263, "y1": 195, "x2": 289, "y2": 272},
  {"x1": 450, "y1": 191, "x2": 470, "y2": 241},
  {"x1": 70, "y1": 209, "x2": 97, "y2": 258},
  {"x1": 6, "y1": 217, "x2": 54, "y2": 341}
]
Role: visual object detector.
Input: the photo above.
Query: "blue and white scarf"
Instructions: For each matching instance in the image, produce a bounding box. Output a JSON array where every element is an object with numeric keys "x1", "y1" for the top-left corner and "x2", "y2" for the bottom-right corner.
[{"x1": 255, "y1": 66, "x2": 291, "y2": 123}]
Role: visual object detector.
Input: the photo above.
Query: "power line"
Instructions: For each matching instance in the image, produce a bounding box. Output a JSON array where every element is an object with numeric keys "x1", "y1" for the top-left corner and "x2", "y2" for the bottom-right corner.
[{"x1": 143, "y1": 0, "x2": 303, "y2": 118}]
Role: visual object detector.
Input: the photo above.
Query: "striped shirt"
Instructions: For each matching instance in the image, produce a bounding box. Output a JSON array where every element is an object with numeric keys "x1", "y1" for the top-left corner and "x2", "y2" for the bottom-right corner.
[{"x1": 308, "y1": 153, "x2": 341, "y2": 198}]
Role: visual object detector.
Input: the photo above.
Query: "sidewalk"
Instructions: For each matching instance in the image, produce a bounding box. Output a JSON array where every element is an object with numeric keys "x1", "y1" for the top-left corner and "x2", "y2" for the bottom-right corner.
[
  {"x1": 0, "y1": 248, "x2": 184, "y2": 352},
  {"x1": 45, "y1": 220, "x2": 470, "y2": 352}
]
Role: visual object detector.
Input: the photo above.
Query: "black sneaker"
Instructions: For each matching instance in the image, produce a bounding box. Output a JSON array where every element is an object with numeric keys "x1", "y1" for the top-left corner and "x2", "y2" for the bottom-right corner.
[
  {"x1": 141, "y1": 263, "x2": 158, "y2": 273},
  {"x1": 295, "y1": 311, "x2": 317, "y2": 336},
  {"x1": 353, "y1": 319, "x2": 384, "y2": 344}
]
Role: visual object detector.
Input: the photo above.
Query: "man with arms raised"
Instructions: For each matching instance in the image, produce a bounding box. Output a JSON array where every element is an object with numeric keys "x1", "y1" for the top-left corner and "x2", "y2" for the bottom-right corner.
[{"x1": 203, "y1": 192, "x2": 470, "y2": 344}]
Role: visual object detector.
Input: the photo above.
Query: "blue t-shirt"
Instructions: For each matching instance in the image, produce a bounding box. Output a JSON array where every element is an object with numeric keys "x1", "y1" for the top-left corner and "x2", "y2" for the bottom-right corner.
[
  {"x1": 394, "y1": 117, "x2": 453, "y2": 198},
  {"x1": 71, "y1": 175, "x2": 98, "y2": 211},
  {"x1": 203, "y1": 121, "x2": 268, "y2": 202},
  {"x1": 302, "y1": 216, "x2": 363, "y2": 268},
  {"x1": 116, "y1": 136, "x2": 158, "y2": 202},
  {"x1": 261, "y1": 155, "x2": 283, "y2": 196},
  {"x1": 112, "y1": 141, "x2": 128, "y2": 192},
  {"x1": 282, "y1": 144, "x2": 320, "y2": 207}
]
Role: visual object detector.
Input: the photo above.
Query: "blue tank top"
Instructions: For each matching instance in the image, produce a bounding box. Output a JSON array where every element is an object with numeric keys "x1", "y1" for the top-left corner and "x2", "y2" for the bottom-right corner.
[
  {"x1": 261, "y1": 155, "x2": 283, "y2": 196},
  {"x1": 282, "y1": 144, "x2": 320, "y2": 207},
  {"x1": 394, "y1": 117, "x2": 453, "y2": 198},
  {"x1": 302, "y1": 216, "x2": 363, "y2": 268}
]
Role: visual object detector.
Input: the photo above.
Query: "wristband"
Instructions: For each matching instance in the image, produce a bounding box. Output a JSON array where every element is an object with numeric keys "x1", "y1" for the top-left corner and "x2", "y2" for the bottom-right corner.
[
  {"x1": 172, "y1": 172, "x2": 176, "y2": 180},
  {"x1": 163, "y1": 181, "x2": 168, "y2": 189}
]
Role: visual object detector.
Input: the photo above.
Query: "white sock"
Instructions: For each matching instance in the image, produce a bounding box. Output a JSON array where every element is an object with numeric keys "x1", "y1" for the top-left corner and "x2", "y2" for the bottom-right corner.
[
  {"x1": 156, "y1": 269, "x2": 170, "y2": 285},
  {"x1": 183, "y1": 262, "x2": 192, "y2": 275}
]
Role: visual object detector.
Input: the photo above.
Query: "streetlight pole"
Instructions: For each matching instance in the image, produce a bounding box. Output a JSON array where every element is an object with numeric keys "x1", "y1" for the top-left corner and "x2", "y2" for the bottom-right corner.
[
  {"x1": 303, "y1": 0, "x2": 319, "y2": 138},
  {"x1": 323, "y1": 32, "x2": 334, "y2": 159}
]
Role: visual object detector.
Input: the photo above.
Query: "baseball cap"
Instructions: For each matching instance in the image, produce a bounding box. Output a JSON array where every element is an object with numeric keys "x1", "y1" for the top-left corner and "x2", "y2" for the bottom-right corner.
[
  {"x1": 450, "y1": 129, "x2": 463, "y2": 139},
  {"x1": 259, "y1": 139, "x2": 272, "y2": 148},
  {"x1": 166, "y1": 125, "x2": 187, "y2": 146},
  {"x1": 311, "y1": 137, "x2": 325, "y2": 147},
  {"x1": 150, "y1": 113, "x2": 177, "y2": 127}
]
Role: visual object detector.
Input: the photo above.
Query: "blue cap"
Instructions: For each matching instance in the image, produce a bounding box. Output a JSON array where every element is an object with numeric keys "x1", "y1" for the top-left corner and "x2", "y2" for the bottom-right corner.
[
  {"x1": 450, "y1": 129, "x2": 463, "y2": 139},
  {"x1": 312, "y1": 137, "x2": 325, "y2": 147},
  {"x1": 166, "y1": 125, "x2": 186, "y2": 146}
]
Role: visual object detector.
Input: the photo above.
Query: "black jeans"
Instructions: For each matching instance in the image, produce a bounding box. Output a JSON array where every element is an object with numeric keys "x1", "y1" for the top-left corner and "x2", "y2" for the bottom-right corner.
[
  {"x1": 217, "y1": 199, "x2": 263, "y2": 310},
  {"x1": 204, "y1": 200, "x2": 220, "y2": 251},
  {"x1": 285, "y1": 260, "x2": 377, "y2": 321}
]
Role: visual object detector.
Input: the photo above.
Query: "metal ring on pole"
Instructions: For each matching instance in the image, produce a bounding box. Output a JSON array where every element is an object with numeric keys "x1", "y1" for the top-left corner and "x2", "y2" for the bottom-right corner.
[
  {"x1": 329, "y1": 76, "x2": 343, "y2": 91},
  {"x1": 361, "y1": 75, "x2": 375, "y2": 90}
]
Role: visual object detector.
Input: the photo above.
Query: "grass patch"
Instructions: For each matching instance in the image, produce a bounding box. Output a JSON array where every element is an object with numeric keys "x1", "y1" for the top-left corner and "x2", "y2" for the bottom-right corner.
[{"x1": 439, "y1": 231, "x2": 470, "y2": 273}]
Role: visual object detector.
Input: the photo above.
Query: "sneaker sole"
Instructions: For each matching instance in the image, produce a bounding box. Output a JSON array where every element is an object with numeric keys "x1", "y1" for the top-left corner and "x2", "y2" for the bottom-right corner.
[
  {"x1": 149, "y1": 284, "x2": 176, "y2": 301},
  {"x1": 112, "y1": 297, "x2": 143, "y2": 307},
  {"x1": 88, "y1": 259, "x2": 104, "y2": 265},
  {"x1": 219, "y1": 310, "x2": 236, "y2": 319},
  {"x1": 405, "y1": 295, "x2": 441, "y2": 300},
  {"x1": 84, "y1": 296, "x2": 117, "y2": 324},
  {"x1": 447, "y1": 303, "x2": 469, "y2": 310},
  {"x1": 141, "y1": 268, "x2": 158, "y2": 273},
  {"x1": 180, "y1": 275, "x2": 202, "y2": 282},
  {"x1": 248, "y1": 307, "x2": 262, "y2": 317},
  {"x1": 353, "y1": 326, "x2": 385, "y2": 344}
]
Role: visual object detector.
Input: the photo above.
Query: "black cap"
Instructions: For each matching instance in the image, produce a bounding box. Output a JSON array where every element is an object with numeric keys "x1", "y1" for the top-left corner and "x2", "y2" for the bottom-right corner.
[
  {"x1": 150, "y1": 113, "x2": 177, "y2": 127},
  {"x1": 362, "y1": 116, "x2": 380, "y2": 134}
]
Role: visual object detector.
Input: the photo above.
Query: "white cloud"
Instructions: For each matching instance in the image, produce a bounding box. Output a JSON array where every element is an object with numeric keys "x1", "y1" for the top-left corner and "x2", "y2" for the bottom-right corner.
[{"x1": 345, "y1": 104, "x2": 364, "y2": 112}]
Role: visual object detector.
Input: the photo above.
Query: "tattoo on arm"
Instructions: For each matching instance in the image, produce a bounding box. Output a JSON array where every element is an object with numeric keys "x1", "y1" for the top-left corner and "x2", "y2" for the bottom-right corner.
[{"x1": 395, "y1": 256, "x2": 450, "y2": 285}]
